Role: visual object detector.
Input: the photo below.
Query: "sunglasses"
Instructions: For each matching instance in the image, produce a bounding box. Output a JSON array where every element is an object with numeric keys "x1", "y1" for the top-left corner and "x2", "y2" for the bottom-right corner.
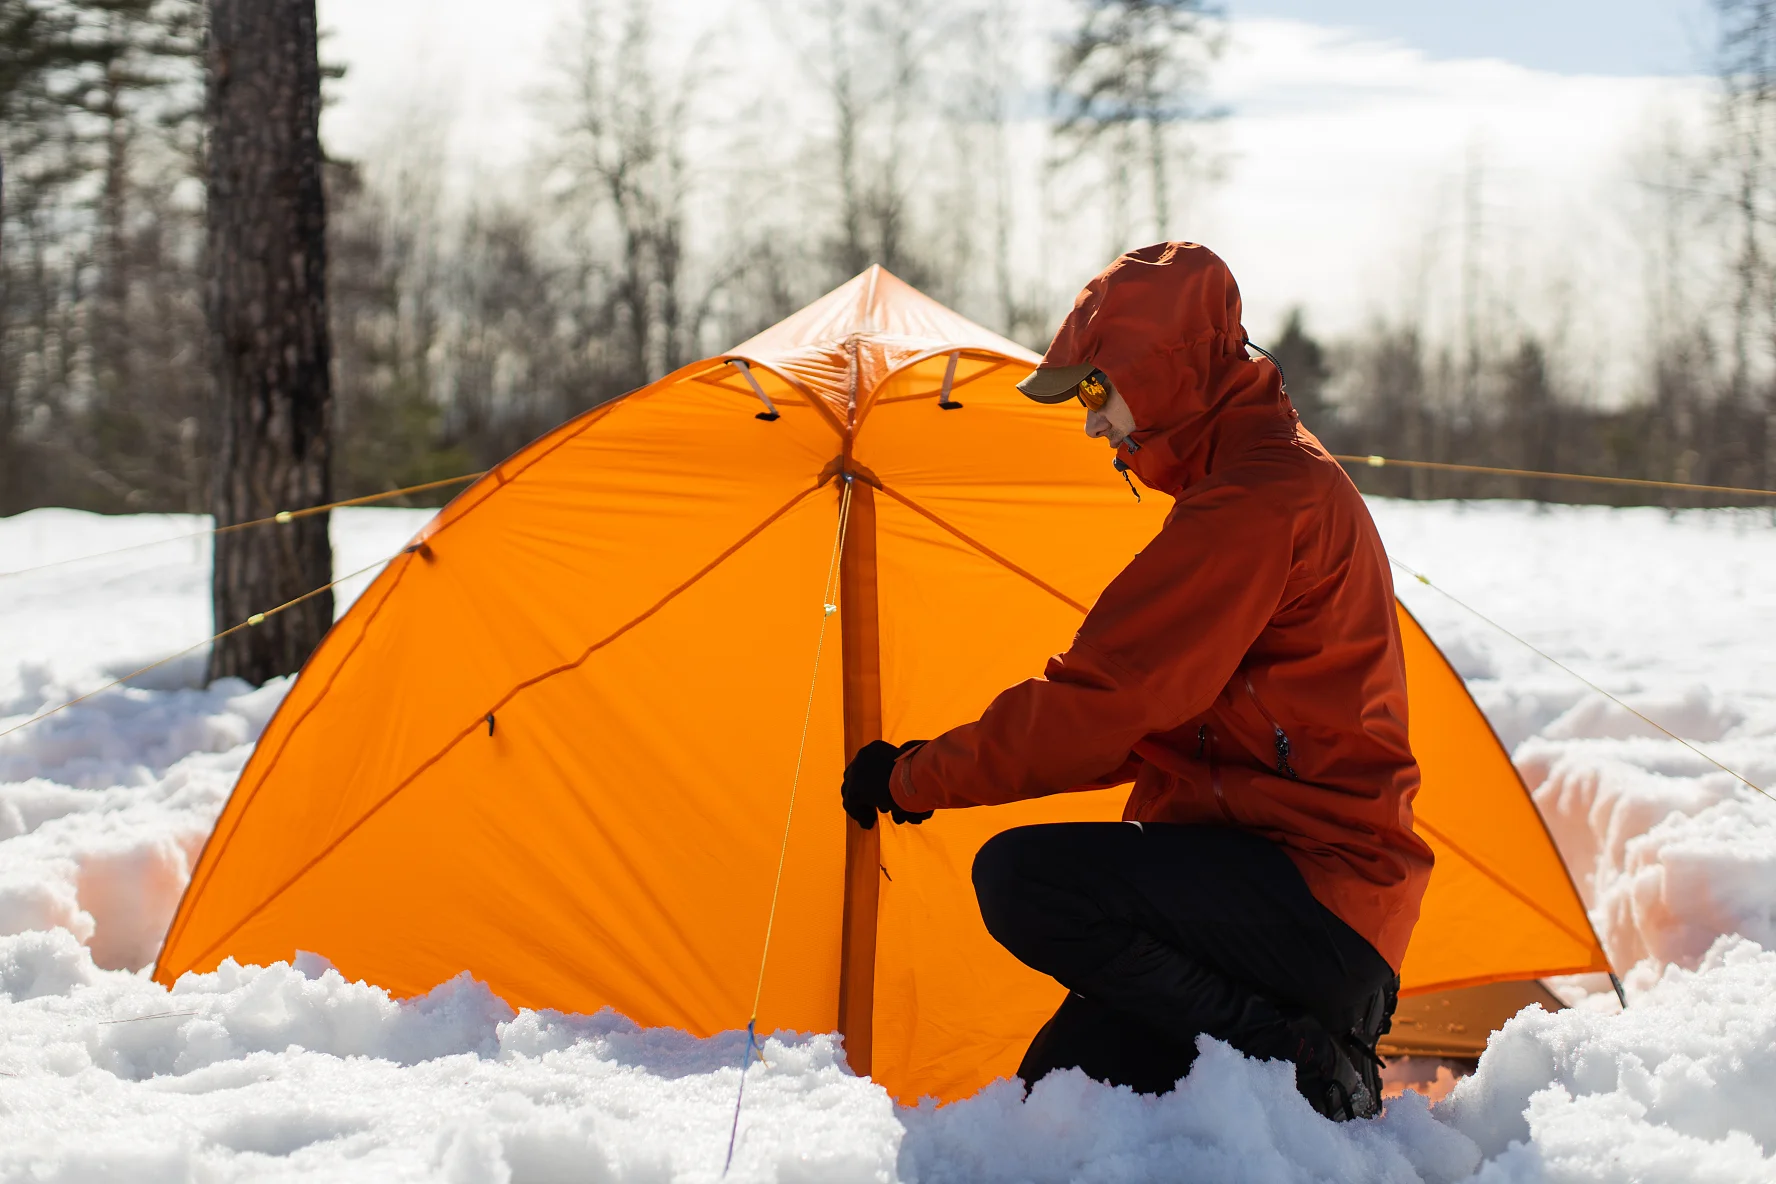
[{"x1": 1076, "y1": 369, "x2": 1111, "y2": 412}]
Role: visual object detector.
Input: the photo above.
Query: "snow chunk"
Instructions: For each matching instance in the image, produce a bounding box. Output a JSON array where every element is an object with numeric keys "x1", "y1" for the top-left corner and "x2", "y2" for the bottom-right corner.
[
  {"x1": 1441, "y1": 938, "x2": 1776, "y2": 1178},
  {"x1": 901, "y1": 1038, "x2": 1481, "y2": 1183},
  {"x1": 93, "y1": 961, "x2": 519, "y2": 1080},
  {"x1": 0, "y1": 929, "x2": 98, "y2": 1001}
]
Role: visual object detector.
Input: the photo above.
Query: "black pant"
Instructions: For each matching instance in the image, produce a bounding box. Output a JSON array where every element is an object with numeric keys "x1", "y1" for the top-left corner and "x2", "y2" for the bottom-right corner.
[{"x1": 972, "y1": 822, "x2": 1394, "y2": 1094}]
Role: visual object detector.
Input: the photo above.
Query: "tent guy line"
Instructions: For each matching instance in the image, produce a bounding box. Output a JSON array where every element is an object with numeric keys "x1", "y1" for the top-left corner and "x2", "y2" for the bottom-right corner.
[
  {"x1": 0, "y1": 473, "x2": 486, "y2": 581},
  {"x1": 0, "y1": 551, "x2": 402, "y2": 743},
  {"x1": 727, "y1": 476, "x2": 857, "y2": 1177},
  {"x1": 1392, "y1": 557, "x2": 1773, "y2": 802},
  {"x1": 6, "y1": 455, "x2": 1771, "y2": 587},
  {"x1": 1338, "y1": 455, "x2": 1776, "y2": 500}
]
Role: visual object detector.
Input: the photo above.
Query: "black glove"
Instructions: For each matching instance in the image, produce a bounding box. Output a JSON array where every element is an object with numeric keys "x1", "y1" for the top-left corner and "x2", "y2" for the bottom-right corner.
[{"x1": 841, "y1": 739, "x2": 932, "y2": 829}]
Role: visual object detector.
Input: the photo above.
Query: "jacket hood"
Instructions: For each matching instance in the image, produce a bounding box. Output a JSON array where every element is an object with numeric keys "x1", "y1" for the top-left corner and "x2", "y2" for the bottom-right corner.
[{"x1": 1038, "y1": 242, "x2": 1297, "y2": 496}]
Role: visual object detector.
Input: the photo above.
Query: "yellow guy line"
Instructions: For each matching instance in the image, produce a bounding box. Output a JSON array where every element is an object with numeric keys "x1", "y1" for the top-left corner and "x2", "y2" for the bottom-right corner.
[
  {"x1": 1338, "y1": 454, "x2": 1776, "y2": 501},
  {"x1": 726, "y1": 475, "x2": 854, "y2": 1175},
  {"x1": 1393, "y1": 557, "x2": 1773, "y2": 802},
  {"x1": 0, "y1": 553, "x2": 400, "y2": 743},
  {"x1": 748, "y1": 475, "x2": 853, "y2": 1020},
  {"x1": 0, "y1": 474, "x2": 483, "y2": 582}
]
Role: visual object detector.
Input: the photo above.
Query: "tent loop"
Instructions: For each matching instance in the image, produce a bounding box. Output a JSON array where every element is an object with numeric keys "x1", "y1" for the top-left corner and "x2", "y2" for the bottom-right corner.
[
  {"x1": 937, "y1": 351, "x2": 963, "y2": 410},
  {"x1": 727, "y1": 359, "x2": 780, "y2": 421}
]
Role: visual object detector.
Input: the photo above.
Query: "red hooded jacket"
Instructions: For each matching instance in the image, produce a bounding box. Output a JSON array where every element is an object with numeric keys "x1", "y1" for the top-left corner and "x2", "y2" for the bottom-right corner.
[{"x1": 889, "y1": 242, "x2": 1433, "y2": 970}]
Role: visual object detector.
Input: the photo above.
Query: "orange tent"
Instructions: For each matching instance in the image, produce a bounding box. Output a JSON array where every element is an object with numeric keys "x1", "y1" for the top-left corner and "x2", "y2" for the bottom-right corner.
[{"x1": 155, "y1": 267, "x2": 1610, "y2": 1102}]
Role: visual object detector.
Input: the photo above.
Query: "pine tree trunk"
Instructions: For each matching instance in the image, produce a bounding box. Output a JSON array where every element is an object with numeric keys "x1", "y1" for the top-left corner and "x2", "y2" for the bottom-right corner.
[{"x1": 204, "y1": 0, "x2": 333, "y2": 685}]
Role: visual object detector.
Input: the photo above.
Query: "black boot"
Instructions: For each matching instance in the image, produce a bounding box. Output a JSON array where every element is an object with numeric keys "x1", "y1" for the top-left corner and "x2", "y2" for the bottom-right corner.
[
  {"x1": 1292, "y1": 976, "x2": 1397, "y2": 1121},
  {"x1": 1286, "y1": 1012, "x2": 1377, "y2": 1121},
  {"x1": 1074, "y1": 934, "x2": 1393, "y2": 1121}
]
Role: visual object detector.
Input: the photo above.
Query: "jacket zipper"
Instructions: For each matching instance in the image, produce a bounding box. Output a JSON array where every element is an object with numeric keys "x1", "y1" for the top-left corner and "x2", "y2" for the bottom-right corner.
[
  {"x1": 1244, "y1": 675, "x2": 1299, "y2": 780},
  {"x1": 1198, "y1": 724, "x2": 1233, "y2": 821}
]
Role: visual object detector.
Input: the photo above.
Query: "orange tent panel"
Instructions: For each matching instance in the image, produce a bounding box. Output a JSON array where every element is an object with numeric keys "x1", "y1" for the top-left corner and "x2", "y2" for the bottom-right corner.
[{"x1": 156, "y1": 267, "x2": 1607, "y2": 1104}]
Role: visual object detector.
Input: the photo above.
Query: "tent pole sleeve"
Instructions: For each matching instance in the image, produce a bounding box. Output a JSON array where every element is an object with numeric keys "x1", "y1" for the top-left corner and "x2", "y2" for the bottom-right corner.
[{"x1": 837, "y1": 477, "x2": 883, "y2": 1076}]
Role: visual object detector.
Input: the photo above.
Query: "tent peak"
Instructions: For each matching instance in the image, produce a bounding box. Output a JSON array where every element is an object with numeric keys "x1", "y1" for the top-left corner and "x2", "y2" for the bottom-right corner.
[{"x1": 726, "y1": 267, "x2": 1038, "y2": 369}]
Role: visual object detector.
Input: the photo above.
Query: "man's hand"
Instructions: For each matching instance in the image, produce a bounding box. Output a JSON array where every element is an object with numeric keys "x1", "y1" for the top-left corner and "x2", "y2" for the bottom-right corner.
[{"x1": 841, "y1": 739, "x2": 932, "y2": 829}]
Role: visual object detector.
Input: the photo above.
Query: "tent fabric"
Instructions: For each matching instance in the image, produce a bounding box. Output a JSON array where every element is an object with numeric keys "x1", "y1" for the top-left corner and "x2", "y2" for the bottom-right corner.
[{"x1": 154, "y1": 266, "x2": 1609, "y2": 1104}]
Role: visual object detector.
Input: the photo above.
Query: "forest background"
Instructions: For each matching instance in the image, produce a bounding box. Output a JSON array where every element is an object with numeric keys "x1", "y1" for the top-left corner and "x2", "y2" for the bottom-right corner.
[{"x1": 5, "y1": 0, "x2": 1776, "y2": 515}]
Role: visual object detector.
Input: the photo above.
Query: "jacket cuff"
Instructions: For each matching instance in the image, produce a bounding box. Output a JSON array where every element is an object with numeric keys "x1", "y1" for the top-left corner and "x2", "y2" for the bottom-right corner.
[{"x1": 889, "y1": 745, "x2": 930, "y2": 812}]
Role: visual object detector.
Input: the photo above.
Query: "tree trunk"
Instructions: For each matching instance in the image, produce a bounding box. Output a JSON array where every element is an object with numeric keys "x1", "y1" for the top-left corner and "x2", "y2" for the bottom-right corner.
[{"x1": 204, "y1": 0, "x2": 333, "y2": 685}]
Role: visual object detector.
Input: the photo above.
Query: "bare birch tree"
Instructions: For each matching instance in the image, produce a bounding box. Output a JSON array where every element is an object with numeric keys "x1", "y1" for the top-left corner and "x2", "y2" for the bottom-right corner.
[{"x1": 1053, "y1": 0, "x2": 1223, "y2": 243}]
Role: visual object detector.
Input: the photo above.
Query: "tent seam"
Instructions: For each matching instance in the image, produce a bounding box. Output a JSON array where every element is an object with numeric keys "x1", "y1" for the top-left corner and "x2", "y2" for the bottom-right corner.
[
  {"x1": 869, "y1": 358, "x2": 1014, "y2": 407},
  {"x1": 419, "y1": 400, "x2": 626, "y2": 549},
  {"x1": 854, "y1": 351, "x2": 1025, "y2": 424},
  {"x1": 1397, "y1": 601, "x2": 1611, "y2": 965},
  {"x1": 157, "y1": 554, "x2": 418, "y2": 970},
  {"x1": 1414, "y1": 816, "x2": 1602, "y2": 952},
  {"x1": 874, "y1": 482, "x2": 1090, "y2": 614},
  {"x1": 717, "y1": 356, "x2": 847, "y2": 436},
  {"x1": 167, "y1": 398, "x2": 642, "y2": 970},
  {"x1": 173, "y1": 482, "x2": 828, "y2": 976}
]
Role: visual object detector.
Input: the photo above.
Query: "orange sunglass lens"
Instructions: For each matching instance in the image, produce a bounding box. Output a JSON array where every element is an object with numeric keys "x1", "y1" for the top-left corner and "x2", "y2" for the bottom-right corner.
[{"x1": 1076, "y1": 372, "x2": 1109, "y2": 411}]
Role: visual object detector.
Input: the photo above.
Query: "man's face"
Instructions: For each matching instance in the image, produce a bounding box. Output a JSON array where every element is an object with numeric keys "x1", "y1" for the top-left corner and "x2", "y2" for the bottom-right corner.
[{"x1": 1083, "y1": 380, "x2": 1138, "y2": 448}]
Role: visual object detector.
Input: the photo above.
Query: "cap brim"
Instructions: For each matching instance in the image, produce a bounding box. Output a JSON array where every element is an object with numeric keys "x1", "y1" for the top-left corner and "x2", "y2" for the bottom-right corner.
[{"x1": 1015, "y1": 362, "x2": 1097, "y2": 404}]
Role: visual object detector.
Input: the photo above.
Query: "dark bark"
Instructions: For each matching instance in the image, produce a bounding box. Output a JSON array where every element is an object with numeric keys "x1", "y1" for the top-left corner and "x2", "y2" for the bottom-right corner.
[{"x1": 204, "y1": 0, "x2": 332, "y2": 685}]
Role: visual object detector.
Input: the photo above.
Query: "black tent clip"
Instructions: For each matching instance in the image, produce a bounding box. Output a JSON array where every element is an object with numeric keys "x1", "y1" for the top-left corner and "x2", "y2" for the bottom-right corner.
[
  {"x1": 486, "y1": 712, "x2": 496, "y2": 737},
  {"x1": 728, "y1": 359, "x2": 781, "y2": 420},
  {"x1": 937, "y1": 351, "x2": 963, "y2": 409}
]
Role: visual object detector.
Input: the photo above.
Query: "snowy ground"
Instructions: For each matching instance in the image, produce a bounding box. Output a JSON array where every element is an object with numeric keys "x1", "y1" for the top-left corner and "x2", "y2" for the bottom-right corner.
[{"x1": 1, "y1": 500, "x2": 1773, "y2": 1183}]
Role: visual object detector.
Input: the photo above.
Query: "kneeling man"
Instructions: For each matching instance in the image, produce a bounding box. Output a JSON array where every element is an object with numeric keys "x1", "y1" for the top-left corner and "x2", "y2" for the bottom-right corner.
[{"x1": 841, "y1": 242, "x2": 1432, "y2": 1121}]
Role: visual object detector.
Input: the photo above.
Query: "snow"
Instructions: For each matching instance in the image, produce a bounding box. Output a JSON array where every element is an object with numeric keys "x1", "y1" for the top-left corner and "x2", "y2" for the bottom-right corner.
[{"x1": 2, "y1": 500, "x2": 1774, "y2": 1182}]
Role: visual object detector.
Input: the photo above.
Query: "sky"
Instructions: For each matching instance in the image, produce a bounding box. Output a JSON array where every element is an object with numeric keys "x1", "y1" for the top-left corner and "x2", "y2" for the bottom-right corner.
[
  {"x1": 1233, "y1": 1, "x2": 1716, "y2": 77},
  {"x1": 314, "y1": 0, "x2": 1721, "y2": 396}
]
